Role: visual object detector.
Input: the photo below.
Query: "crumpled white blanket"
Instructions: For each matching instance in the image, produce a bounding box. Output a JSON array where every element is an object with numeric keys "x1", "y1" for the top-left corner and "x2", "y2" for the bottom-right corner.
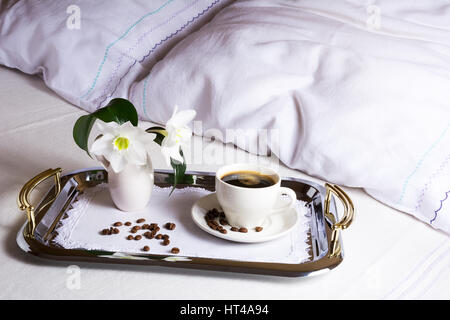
[
  {"x1": 0, "y1": 0, "x2": 234, "y2": 109},
  {"x1": 137, "y1": 0, "x2": 450, "y2": 234}
]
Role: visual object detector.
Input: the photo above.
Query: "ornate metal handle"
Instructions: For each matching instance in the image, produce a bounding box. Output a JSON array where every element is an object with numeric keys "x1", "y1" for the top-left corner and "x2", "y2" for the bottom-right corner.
[
  {"x1": 324, "y1": 183, "x2": 355, "y2": 258},
  {"x1": 17, "y1": 168, "x2": 62, "y2": 237}
]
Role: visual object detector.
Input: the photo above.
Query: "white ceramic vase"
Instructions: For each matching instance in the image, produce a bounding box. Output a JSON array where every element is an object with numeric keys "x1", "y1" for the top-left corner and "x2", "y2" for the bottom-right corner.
[{"x1": 96, "y1": 155, "x2": 154, "y2": 212}]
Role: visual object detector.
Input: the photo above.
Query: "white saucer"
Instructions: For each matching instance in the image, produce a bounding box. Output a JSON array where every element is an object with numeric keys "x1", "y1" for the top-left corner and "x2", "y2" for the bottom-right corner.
[{"x1": 191, "y1": 193, "x2": 299, "y2": 243}]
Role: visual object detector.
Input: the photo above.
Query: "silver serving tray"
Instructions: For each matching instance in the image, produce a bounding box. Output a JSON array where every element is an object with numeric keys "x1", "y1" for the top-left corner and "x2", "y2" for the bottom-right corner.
[{"x1": 17, "y1": 167, "x2": 354, "y2": 277}]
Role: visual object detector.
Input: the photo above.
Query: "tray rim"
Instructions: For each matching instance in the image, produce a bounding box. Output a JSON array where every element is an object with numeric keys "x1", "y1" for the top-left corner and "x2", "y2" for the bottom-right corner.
[{"x1": 16, "y1": 167, "x2": 349, "y2": 278}]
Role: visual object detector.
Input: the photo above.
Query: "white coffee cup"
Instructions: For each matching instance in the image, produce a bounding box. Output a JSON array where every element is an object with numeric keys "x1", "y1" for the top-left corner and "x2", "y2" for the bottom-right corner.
[{"x1": 215, "y1": 163, "x2": 297, "y2": 228}]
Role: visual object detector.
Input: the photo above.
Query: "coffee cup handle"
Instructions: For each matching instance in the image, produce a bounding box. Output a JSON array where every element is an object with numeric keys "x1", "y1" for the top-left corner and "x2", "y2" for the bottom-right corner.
[{"x1": 272, "y1": 187, "x2": 297, "y2": 213}]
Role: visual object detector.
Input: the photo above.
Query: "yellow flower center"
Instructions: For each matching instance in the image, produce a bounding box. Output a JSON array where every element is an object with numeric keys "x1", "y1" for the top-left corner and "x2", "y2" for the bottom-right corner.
[
  {"x1": 113, "y1": 136, "x2": 130, "y2": 151},
  {"x1": 175, "y1": 129, "x2": 182, "y2": 143}
]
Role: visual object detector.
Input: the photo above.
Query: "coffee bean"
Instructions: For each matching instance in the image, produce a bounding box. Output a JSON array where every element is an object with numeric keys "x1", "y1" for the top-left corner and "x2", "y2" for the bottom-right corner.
[
  {"x1": 162, "y1": 239, "x2": 170, "y2": 246},
  {"x1": 137, "y1": 218, "x2": 145, "y2": 223},
  {"x1": 112, "y1": 228, "x2": 120, "y2": 234},
  {"x1": 134, "y1": 235, "x2": 142, "y2": 240},
  {"x1": 165, "y1": 222, "x2": 176, "y2": 230},
  {"x1": 155, "y1": 234, "x2": 163, "y2": 240},
  {"x1": 230, "y1": 227, "x2": 238, "y2": 232},
  {"x1": 130, "y1": 229, "x2": 137, "y2": 234},
  {"x1": 207, "y1": 222, "x2": 218, "y2": 230},
  {"x1": 149, "y1": 223, "x2": 158, "y2": 230},
  {"x1": 219, "y1": 229, "x2": 227, "y2": 234},
  {"x1": 142, "y1": 246, "x2": 150, "y2": 252},
  {"x1": 127, "y1": 235, "x2": 134, "y2": 240},
  {"x1": 101, "y1": 228, "x2": 109, "y2": 235},
  {"x1": 162, "y1": 234, "x2": 169, "y2": 240},
  {"x1": 206, "y1": 208, "x2": 220, "y2": 219},
  {"x1": 238, "y1": 227, "x2": 248, "y2": 233},
  {"x1": 219, "y1": 219, "x2": 228, "y2": 226},
  {"x1": 124, "y1": 221, "x2": 132, "y2": 226},
  {"x1": 255, "y1": 226, "x2": 263, "y2": 232},
  {"x1": 133, "y1": 225, "x2": 141, "y2": 230},
  {"x1": 171, "y1": 247, "x2": 180, "y2": 254},
  {"x1": 113, "y1": 222, "x2": 123, "y2": 227},
  {"x1": 142, "y1": 224, "x2": 149, "y2": 229}
]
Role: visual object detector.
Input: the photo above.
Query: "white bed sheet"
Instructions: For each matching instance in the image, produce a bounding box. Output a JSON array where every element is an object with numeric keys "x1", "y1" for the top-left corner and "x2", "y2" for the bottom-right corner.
[{"x1": 0, "y1": 66, "x2": 449, "y2": 299}]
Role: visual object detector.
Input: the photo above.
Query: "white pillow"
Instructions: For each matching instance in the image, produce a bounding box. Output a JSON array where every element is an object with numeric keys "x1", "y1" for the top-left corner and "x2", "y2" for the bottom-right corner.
[
  {"x1": 137, "y1": 0, "x2": 450, "y2": 234},
  {"x1": 0, "y1": 0, "x2": 233, "y2": 112}
]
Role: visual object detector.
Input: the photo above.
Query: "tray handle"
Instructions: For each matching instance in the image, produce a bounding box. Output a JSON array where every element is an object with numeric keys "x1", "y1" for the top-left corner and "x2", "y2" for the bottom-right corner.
[
  {"x1": 17, "y1": 168, "x2": 62, "y2": 237},
  {"x1": 324, "y1": 183, "x2": 355, "y2": 258}
]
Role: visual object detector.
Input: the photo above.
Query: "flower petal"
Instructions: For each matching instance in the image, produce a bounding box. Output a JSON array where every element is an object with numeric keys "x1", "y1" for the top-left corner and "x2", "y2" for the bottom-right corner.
[
  {"x1": 90, "y1": 134, "x2": 114, "y2": 155},
  {"x1": 126, "y1": 141, "x2": 148, "y2": 166},
  {"x1": 108, "y1": 150, "x2": 127, "y2": 173},
  {"x1": 161, "y1": 141, "x2": 183, "y2": 166},
  {"x1": 98, "y1": 121, "x2": 120, "y2": 134},
  {"x1": 166, "y1": 107, "x2": 196, "y2": 130},
  {"x1": 91, "y1": 120, "x2": 161, "y2": 172},
  {"x1": 175, "y1": 127, "x2": 192, "y2": 143}
]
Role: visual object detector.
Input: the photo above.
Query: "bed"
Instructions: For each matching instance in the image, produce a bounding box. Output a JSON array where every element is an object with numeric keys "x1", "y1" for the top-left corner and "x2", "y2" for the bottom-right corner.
[{"x1": 0, "y1": 0, "x2": 449, "y2": 299}]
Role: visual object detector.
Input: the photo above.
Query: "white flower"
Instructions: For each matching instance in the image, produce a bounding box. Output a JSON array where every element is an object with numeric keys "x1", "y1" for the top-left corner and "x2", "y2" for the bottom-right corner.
[
  {"x1": 160, "y1": 106, "x2": 196, "y2": 166},
  {"x1": 90, "y1": 121, "x2": 154, "y2": 173}
]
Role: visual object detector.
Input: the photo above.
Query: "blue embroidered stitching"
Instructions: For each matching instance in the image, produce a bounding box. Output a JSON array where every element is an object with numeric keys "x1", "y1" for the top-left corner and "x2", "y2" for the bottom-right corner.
[
  {"x1": 80, "y1": 0, "x2": 175, "y2": 99},
  {"x1": 97, "y1": 0, "x2": 201, "y2": 104},
  {"x1": 413, "y1": 153, "x2": 450, "y2": 213},
  {"x1": 397, "y1": 123, "x2": 450, "y2": 203},
  {"x1": 430, "y1": 190, "x2": 450, "y2": 224},
  {"x1": 98, "y1": 0, "x2": 222, "y2": 112}
]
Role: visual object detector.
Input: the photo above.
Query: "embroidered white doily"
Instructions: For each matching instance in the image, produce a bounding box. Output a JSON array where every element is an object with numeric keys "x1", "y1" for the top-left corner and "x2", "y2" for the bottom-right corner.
[{"x1": 53, "y1": 184, "x2": 311, "y2": 264}]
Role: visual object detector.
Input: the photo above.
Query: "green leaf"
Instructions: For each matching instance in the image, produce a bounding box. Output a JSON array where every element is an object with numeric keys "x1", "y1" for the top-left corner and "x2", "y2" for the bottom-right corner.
[
  {"x1": 88, "y1": 250, "x2": 115, "y2": 256},
  {"x1": 146, "y1": 126, "x2": 167, "y2": 146},
  {"x1": 164, "y1": 173, "x2": 194, "y2": 185},
  {"x1": 94, "y1": 98, "x2": 138, "y2": 126},
  {"x1": 73, "y1": 98, "x2": 139, "y2": 156},
  {"x1": 169, "y1": 148, "x2": 187, "y2": 196},
  {"x1": 73, "y1": 114, "x2": 96, "y2": 157}
]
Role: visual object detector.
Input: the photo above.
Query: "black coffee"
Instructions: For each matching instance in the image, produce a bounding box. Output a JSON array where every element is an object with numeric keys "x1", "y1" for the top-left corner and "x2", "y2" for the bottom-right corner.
[{"x1": 221, "y1": 171, "x2": 277, "y2": 188}]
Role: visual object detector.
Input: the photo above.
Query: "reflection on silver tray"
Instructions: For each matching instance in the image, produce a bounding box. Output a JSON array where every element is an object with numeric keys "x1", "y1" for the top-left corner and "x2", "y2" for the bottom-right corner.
[{"x1": 17, "y1": 167, "x2": 354, "y2": 277}]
